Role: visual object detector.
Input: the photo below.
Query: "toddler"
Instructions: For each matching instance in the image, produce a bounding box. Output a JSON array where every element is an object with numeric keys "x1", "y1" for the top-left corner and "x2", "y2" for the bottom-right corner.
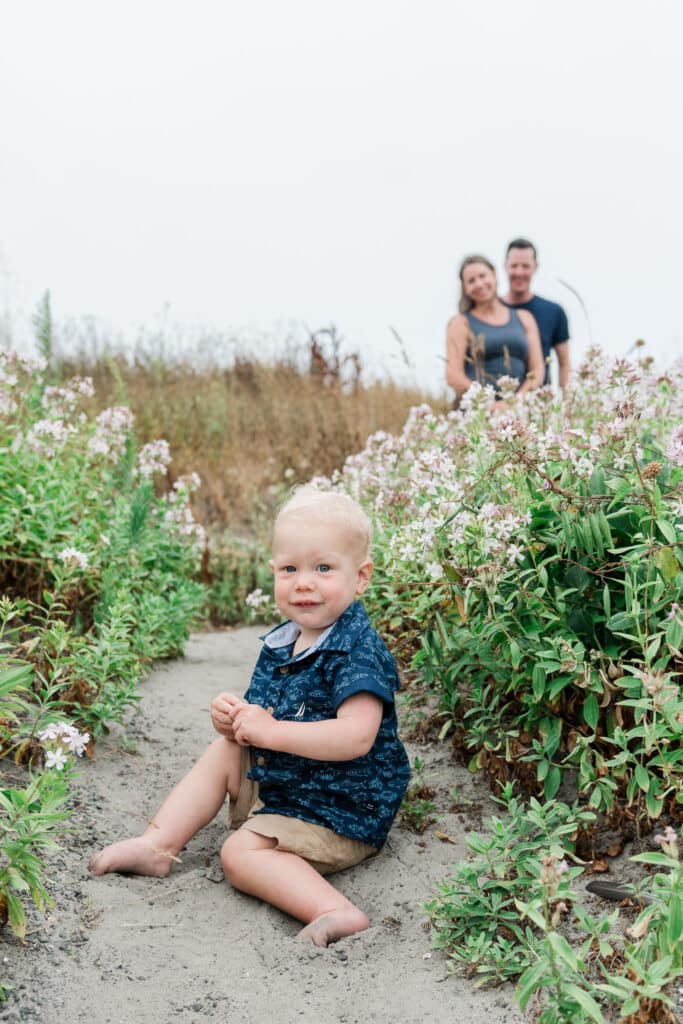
[{"x1": 91, "y1": 486, "x2": 410, "y2": 946}]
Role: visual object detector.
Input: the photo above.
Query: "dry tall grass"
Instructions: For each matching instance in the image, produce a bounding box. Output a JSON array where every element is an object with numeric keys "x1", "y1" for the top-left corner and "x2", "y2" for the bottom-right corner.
[{"x1": 61, "y1": 335, "x2": 445, "y2": 532}]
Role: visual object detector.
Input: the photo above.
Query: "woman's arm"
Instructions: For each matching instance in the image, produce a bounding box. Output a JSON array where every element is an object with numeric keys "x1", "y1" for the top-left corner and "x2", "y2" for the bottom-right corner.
[
  {"x1": 229, "y1": 693, "x2": 384, "y2": 761},
  {"x1": 445, "y1": 314, "x2": 474, "y2": 395},
  {"x1": 517, "y1": 310, "x2": 544, "y2": 393}
]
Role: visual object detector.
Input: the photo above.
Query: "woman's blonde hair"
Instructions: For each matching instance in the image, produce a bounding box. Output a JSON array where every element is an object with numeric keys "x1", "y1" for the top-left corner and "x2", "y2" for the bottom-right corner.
[{"x1": 273, "y1": 485, "x2": 372, "y2": 559}]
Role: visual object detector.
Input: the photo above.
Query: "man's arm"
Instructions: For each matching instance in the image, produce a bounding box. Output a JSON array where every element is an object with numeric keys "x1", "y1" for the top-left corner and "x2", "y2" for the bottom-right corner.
[
  {"x1": 230, "y1": 693, "x2": 384, "y2": 761},
  {"x1": 555, "y1": 340, "x2": 570, "y2": 393}
]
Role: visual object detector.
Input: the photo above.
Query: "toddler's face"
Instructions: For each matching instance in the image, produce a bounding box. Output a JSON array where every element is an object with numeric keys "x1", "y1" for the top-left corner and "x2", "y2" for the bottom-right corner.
[{"x1": 270, "y1": 516, "x2": 372, "y2": 642}]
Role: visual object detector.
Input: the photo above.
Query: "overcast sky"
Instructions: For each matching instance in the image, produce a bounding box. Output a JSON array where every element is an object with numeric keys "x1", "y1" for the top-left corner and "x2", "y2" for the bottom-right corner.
[{"x1": 2, "y1": 1, "x2": 682, "y2": 392}]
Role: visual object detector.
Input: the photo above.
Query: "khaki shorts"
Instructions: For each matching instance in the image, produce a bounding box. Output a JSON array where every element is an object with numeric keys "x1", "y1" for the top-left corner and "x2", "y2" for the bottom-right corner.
[{"x1": 229, "y1": 747, "x2": 377, "y2": 876}]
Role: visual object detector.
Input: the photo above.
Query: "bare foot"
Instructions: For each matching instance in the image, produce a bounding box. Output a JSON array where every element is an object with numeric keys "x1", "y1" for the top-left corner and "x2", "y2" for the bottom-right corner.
[
  {"x1": 297, "y1": 908, "x2": 369, "y2": 947},
  {"x1": 89, "y1": 835, "x2": 180, "y2": 877}
]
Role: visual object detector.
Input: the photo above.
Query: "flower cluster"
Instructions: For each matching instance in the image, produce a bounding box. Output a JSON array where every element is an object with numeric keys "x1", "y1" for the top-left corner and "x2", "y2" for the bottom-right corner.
[
  {"x1": 26, "y1": 417, "x2": 75, "y2": 456},
  {"x1": 87, "y1": 405, "x2": 135, "y2": 460},
  {"x1": 38, "y1": 721, "x2": 90, "y2": 770},
  {"x1": 137, "y1": 439, "x2": 172, "y2": 478},
  {"x1": 0, "y1": 349, "x2": 47, "y2": 417},
  {"x1": 163, "y1": 501, "x2": 207, "y2": 545},
  {"x1": 245, "y1": 588, "x2": 275, "y2": 612},
  {"x1": 172, "y1": 472, "x2": 201, "y2": 496},
  {"x1": 42, "y1": 376, "x2": 95, "y2": 415},
  {"x1": 58, "y1": 546, "x2": 89, "y2": 570}
]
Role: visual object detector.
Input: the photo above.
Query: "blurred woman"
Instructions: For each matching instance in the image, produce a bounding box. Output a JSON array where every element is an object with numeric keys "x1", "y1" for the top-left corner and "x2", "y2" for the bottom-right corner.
[{"x1": 446, "y1": 254, "x2": 544, "y2": 405}]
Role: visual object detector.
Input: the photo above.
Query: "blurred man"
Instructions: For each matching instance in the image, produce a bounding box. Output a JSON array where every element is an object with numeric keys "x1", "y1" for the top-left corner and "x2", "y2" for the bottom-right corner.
[{"x1": 503, "y1": 238, "x2": 570, "y2": 392}]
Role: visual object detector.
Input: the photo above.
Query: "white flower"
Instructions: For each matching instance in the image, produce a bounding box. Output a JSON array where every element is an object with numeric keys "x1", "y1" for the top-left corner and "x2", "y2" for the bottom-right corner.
[
  {"x1": 58, "y1": 547, "x2": 89, "y2": 570},
  {"x1": 44, "y1": 748, "x2": 68, "y2": 771},
  {"x1": 38, "y1": 724, "x2": 61, "y2": 742},
  {"x1": 507, "y1": 543, "x2": 525, "y2": 565},
  {"x1": 425, "y1": 561, "x2": 443, "y2": 580},
  {"x1": 62, "y1": 726, "x2": 90, "y2": 756}
]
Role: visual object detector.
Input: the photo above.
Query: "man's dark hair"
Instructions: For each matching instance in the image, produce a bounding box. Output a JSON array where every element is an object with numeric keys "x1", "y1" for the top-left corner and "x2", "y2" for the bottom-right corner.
[{"x1": 506, "y1": 238, "x2": 537, "y2": 260}]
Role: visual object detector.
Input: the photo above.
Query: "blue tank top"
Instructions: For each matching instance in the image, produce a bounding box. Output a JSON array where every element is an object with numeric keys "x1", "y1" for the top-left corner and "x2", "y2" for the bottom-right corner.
[{"x1": 465, "y1": 308, "x2": 528, "y2": 391}]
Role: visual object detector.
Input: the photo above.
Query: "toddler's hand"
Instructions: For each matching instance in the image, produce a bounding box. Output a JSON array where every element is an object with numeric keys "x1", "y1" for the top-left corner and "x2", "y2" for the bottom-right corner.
[
  {"x1": 231, "y1": 703, "x2": 277, "y2": 748},
  {"x1": 210, "y1": 692, "x2": 245, "y2": 740}
]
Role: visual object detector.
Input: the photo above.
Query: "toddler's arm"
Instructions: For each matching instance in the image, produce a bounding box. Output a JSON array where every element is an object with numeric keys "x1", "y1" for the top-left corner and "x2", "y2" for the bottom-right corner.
[{"x1": 230, "y1": 693, "x2": 383, "y2": 761}]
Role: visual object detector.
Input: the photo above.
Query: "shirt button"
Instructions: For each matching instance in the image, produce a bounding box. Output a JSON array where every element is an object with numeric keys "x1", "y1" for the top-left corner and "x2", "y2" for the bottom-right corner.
[
  {"x1": 279, "y1": 666, "x2": 289, "y2": 675},
  {"x1": 256, "y1": 755, "x2": 266, "y2": 766},
  {"x1": 266, "y1": 706, "x2": 274, "y2": 715}
]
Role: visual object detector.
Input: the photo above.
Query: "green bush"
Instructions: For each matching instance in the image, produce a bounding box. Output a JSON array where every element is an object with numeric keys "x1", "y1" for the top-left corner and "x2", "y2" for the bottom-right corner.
[
  {"x1": 320, "y1": 348, "x2": 683, "y2": 832},
  {"x1": 0, "y1": 342, "x2": 206, "y2": 954}
]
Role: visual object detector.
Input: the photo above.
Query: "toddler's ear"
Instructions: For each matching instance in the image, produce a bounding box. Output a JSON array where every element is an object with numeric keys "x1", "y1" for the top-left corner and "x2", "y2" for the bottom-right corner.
[
  {"x1": 269, "y1": 559, "x2": 275, "y2": 573},
  {"x1": 355, "y1": 559, "x2": 374, "y2": 594}
]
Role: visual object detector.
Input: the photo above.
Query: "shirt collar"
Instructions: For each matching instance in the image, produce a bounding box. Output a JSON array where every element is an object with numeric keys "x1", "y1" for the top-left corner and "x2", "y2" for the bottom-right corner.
[{"x1": 260, "y1": 601, "x2": 370, "y2": 661}]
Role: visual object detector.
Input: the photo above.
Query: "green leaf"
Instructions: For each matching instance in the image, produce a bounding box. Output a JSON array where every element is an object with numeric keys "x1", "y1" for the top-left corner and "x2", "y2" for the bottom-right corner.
[
  {"x1": 565, "y1": 565, "x2": 590, "y2": 592},
  {"x1": 602, "y1": 583, "x2": 611, "y2": 619},
  {"x1": 656, "y1": 518, "x2": 677, "y2": 544},
  {"x1": 509, "y1": 639, "x2": 521, "y2": 670},
  {"x1": 583, "y1": 693, "x2": 599, "y2": 732},
  {"x1": 563, "y1": 983, "x2": 605, "y2": 1023},
  {"x1": 514, "y1": 959, "x2": 548, "y2": 1011},
  {"x1": 589, "y1": 469, "x2": 606, "y2": 497},
  {"x1": 645, "y1": 633, "x2": 662, "y2": 663},
  {"x1": 654, "y1": 545, "x2": 678, "y2": 581},
  {"x1": 667, "y1": 894, "x2": 683, "y2": 951},
  {"x1": 547, "y1": 931, "x2": 579, "y2": 971},
  {"x1": 645, "y1": 785, "x2": 664, "y2": 819},
  {"x1": 5, "y1": 890, "x2": 26, "y2": 941},
  {"x1": 597, "y1": 508, "x2": 614, "y2": 549},
  {"x1": 607, "y1": 611, "x2": 635, "y2": 634},
  {"x1": 544, "y1": 765, "x2": 561, "y2": 800},
  {"x1": 539, "y1": 716, "x2": 562, "y2": 758},
  {"x1": 630, "y1": 851, "x2": 680, "y2": 868},
  {"x1": 634, "y1": 763, "x2": 650, "y2": 793},
  {"x1": 666, "y1": 616, "x2": 683, "y2": 651},
  {"x1": 581, "y1": 519, "x2": 595, "y2": 556},
  {"x1": 589, "y1": 514, "x2": 605, "y2": 558},
  {"x1": 0, "y1": 663, "x2": 33, "y2": 695},
  {"x1": 532, "y1": 664, "x2": 546, "y2": 699}
]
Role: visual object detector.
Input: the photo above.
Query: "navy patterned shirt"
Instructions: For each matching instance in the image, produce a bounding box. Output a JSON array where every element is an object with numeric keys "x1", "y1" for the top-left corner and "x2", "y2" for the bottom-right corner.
[{"x1": 243, "y1": 601, "x2": 410, "y2": 848}]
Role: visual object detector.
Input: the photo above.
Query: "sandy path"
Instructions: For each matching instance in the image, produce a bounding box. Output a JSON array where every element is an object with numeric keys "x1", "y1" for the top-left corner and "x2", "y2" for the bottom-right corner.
[{"x1": 0, "y1": 628, "x2": 526, "y2": 1024}]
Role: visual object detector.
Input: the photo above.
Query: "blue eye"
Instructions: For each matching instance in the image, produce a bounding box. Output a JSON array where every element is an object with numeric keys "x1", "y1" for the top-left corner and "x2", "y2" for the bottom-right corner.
[
  {"x1": 317, "y1": 564, "x2": 331, "y2": 573},
  {"x1": 283, "y1": 565, "x2": 296, "y2": 573}
]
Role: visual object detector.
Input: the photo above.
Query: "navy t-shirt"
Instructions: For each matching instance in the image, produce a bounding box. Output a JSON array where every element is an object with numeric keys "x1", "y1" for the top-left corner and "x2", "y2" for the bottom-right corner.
[
  {"x1": 243, "y1": 601, "x2": 410, "y2": 849},
  {"x1": 504, "y1": 295, "x2": 569, "y2": 384}
]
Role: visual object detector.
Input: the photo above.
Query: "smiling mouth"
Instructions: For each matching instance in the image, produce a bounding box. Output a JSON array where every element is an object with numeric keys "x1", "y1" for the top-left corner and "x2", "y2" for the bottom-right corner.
[{"x1": 293, "y1": 601, "x2": 321, "y2": 607}]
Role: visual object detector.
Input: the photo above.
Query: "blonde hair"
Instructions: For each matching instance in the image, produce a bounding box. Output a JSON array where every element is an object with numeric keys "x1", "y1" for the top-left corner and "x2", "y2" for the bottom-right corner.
[{"x1": 273, "y1": 485, "x2": 372, "y2": 559}]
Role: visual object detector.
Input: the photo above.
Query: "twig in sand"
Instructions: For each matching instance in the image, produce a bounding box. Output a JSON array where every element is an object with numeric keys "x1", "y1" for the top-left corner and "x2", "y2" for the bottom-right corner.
[{"x1": 121, "y1": 920, "x2": 181, "y2": 929}]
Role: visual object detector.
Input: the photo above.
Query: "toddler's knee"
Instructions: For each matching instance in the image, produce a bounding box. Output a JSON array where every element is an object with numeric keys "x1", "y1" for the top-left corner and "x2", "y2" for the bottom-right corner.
[{"x1": 220, "y1": 835, "x2": 244, "y2": 886}]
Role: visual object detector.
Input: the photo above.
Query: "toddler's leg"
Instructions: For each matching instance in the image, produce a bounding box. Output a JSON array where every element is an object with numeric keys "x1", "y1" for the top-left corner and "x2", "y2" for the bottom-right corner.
[
  {"x1": 221, "y1": 830, "x2": 369, "y2": 946},
  {"x1": 90, "y1": 737, "x2": 242, "y2": 877}
]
